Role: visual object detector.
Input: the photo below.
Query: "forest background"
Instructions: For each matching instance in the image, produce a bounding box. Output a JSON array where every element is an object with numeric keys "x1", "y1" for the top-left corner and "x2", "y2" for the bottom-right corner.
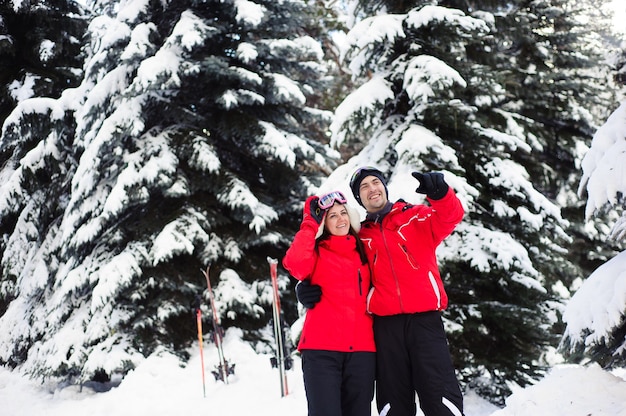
[{"x1": 0, "y1": 0, "x2": 625, "y2": 407}]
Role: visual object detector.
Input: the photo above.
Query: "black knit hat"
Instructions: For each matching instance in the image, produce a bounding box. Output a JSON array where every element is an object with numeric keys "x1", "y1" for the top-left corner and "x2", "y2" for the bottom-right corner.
[{"x1": 349, "y1": 166, "x2": 388, "y2": 206}]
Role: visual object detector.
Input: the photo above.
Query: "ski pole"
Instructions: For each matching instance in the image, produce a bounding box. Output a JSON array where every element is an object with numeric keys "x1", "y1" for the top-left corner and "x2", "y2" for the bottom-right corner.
[
  {"x1": 268, "y1": 257, "x2": 289, "y2": 397},
  {"x1": 195, "y1": 299, "x2": 206, "y2": 398}
]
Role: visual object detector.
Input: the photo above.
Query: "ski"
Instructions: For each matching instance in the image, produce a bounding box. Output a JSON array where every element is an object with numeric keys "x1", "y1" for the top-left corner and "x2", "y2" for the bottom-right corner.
[
  {"x1": 201, "y1": 264, "x2": 235, "y2": 383},
  {"x1": 267, "y1": 257, "x2": 292, "y2": 397}
]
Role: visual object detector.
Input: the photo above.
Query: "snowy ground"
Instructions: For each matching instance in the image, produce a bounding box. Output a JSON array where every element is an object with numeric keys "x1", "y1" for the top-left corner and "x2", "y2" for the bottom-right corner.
[{"x1": 2, "y1": 328, "x2": 625, "y2": 416}]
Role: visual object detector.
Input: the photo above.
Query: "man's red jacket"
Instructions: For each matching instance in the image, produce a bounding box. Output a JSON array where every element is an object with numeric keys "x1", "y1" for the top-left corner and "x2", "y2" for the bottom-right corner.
[{"x1": 360, "y1": 188, "x2": 464, "y2": 316}]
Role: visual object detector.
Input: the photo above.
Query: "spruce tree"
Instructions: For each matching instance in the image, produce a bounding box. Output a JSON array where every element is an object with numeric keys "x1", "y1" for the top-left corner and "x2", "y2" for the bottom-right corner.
[
  {"x1": 0, "y1": 0, "x2": 86, "y2": 128},
  {"x1": 560, "y1": 100, "x2": 626, "y2": 369},
  {"x1": 560, "y1": 8, "x2": 626, "y2": 372},
  {"x1": 331, "y1": 0, "x2": 616, "y2": 403},
  {"x1": 0, "y1": 0, "x2": 338, "y2": 383}
]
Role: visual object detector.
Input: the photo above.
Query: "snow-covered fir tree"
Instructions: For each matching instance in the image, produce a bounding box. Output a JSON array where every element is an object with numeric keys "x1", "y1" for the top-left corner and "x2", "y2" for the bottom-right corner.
[
  {"x1": 553, "y1": 1, "x2": 626, "y2": 369},
  {"x1": 325, "y1": 0, "x2": 616, "y2": 404},
  {"x1": 559, "y1": 15, "x2": 626, "y2": 367},
  {"x1": 0, "y1": 0, "x2": 340, "y2": 383},
  {"x1": 561, "y1": 99, "x2": 626, "y2": 368},
  {"x1": 0, "y1": 0, "x2": 86, "y2": 122}
]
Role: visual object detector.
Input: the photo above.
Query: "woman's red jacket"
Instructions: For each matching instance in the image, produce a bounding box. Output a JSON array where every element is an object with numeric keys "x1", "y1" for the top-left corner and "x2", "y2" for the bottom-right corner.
[{"x1": 282, "y1": 221, "x2": 375, "y2": 353}]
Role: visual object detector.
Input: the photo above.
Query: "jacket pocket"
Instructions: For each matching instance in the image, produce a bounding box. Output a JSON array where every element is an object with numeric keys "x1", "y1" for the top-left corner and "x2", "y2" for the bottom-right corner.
[{"x1": 398, "y1": 243, "x2": 420, "y2": 270}]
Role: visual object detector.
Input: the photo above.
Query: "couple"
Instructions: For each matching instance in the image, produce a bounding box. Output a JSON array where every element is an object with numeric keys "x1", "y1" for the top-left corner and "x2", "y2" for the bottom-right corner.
[{"x1": 282, "y1": 167, "x2": 465, "y2": 416}]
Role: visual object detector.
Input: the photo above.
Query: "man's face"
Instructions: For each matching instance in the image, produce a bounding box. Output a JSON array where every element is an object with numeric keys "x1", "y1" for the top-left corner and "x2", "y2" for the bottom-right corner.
[{"x1": 358, "y1": 175, "x2": 388, "y2": 213}]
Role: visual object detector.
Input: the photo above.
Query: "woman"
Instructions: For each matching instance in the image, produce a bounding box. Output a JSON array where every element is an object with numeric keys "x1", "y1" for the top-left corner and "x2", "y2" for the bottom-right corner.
[{"x1": 282, "y1": 191, "x2": 375, "y2": 416}]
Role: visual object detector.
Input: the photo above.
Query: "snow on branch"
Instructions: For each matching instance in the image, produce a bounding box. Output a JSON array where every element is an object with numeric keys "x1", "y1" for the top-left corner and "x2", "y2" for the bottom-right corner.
[
  {"x1": 578, "y1": 101, "x2": 626, "y2": 222},
  {"x1": 395, "y1": 124, "x2": 459, "y2": 166},
  {"x1": 214, "y1": 268, "x2": 264, "y2": 321},
  {"x1": 441, "y1": 223, "x2": 544, "y2": 292},
  {"x1": 132, "y1": 10, "x2": 215, "y2": 91},
  {"x1": 64, "y1": 127, "x2": 178, "y2": 250},
  {"x1": 405, "y1": 5, "x2": 489, "y2": 33},
  {"x1": 257, "y1": 121, "x2": 297, "y2": 166},
  {"x1": 90, "y1": 246, "x2": 144, "y2": 312},
  {"x1": 1, "y1": 97, "x2": 65, "y2": 138},
  {"x1": 151, "y1": 208, "x2": 209, "y2": 265},
  {"x1": 216, "y1": 177, "x2": 277, "y2": 234},
  {"x1": 233, "y1": 0, "x2": 266, "y2": 27},
  {"x1": 104, "y1": 132, "x2": 178, "y2": 214},
  {"x1": 479, "y1": 157, "x2": 563, "y2": 225},
  {"x1": 344, "y1": 14, "x2": 404, "y2": 76},
  {"x1": 403, "y1": 55, "x2": 466, "y2": 103},
  {"x1": 236, "y1": 42, "x2": 258, "y2": 63},
  {"x1": 189, "y1": 135, "x2": 221, "y2": 173},
  {"x1": 262, "y1": 36, "x2": 323, "y2": 62},
  {"x1": 477, "y1": 127, "x2": 533, "y2": 154},
  {"x1": 330, "y1": 76, "x2": 394, "y2": 148},
  {"x1": 171, "y1": 10, "x2": 214, "y2": 52},
  {"x1": 562, "y1": 250, "x2": 626, "y2": 356},
  {"x1": 218, "y1": 89, "x2": 265, "y2": 109},
  {"x1": 268, "y1": 73, "x2": 306, "y2": 105}
]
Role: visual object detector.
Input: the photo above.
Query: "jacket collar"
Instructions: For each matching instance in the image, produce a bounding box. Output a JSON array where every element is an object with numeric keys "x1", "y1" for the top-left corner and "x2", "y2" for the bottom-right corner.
[
  {"x1": 365, "y1": 201, "x2": 394, "y2": 224},
  {"x1": 319, "y1": 234, "x2": 358, "y2": 254}
]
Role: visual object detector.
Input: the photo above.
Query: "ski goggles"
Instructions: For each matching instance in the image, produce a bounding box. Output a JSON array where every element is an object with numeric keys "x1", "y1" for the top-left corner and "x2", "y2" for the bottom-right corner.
[{"x1": 318, "y1": 191, "x2": 348, "y2": 209}]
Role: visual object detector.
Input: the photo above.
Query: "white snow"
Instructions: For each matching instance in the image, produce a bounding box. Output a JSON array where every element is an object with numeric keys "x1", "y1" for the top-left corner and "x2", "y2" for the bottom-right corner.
[
  {"x1": 234, "y1": 0, "x2": 266, "y2": 27},
  {"x1": 607, "y1": 0, "x2": 626, "y2": 34},
  {"x1": 579, "y1": 101, "x2": 626, "y2": 219},
  {"x1": 236, "y1": 42, "x2": 259, "y2": 63},
  {"x1": 491, "y1": 364, "x2": 626, "y2": 416},
  {"x1": 562, "y1": 250, "x2": 626, "y2": 354},
  {"x1": 8, "y1": 75, "x2": 37, "y2": 101},
  {"x1": 405, "y1": 5, "x2": 489, "y2": 33},
  {"x1": 330, "y1": 76, "x2": 394, "y2": 147},
  {"x1": 269, "y1": 73, "x2": 307, "y2": 105},
  {"x1": 395, "y1": 124, "x2": 459, "y2": 166},
  {"x1": 403, "y1": 55, "x2": 466, "y2": 102},
  {"x1": 1, "y1": 330, "x2": 623, "y2": 416}
]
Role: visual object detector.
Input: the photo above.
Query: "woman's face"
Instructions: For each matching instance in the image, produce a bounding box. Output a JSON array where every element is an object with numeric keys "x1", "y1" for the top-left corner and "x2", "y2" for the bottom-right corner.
[{"x1": 324, "y1": 203, "x2": 351, "y2": 236}]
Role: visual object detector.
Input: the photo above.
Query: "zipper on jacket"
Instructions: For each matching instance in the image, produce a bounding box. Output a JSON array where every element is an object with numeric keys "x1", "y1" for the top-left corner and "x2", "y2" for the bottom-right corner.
[
  {"x1": 358, "y1": 269, "x2": 362, "y2": 296},
  {"x1": 381, "y1": 223, "x2": 404, "y2": 312}
]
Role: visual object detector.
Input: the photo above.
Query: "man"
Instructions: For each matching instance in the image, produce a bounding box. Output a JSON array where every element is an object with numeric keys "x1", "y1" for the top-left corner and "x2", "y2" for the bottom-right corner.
[{"x1": 296, "y1": 166, "x2": 465, "y2": 416}]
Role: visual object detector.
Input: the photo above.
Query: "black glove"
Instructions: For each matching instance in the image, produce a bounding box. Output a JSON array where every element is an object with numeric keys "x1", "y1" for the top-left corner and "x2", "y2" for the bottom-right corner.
[
  {"x1": 295, "y1": 280, "x2": 322, "y2": 309},
  {"x1": 412, "y1": 172, "x2": 449, "y2": 200},
  {"x1": 303, "y1": 196, "x2": 325, "y2": 225}
]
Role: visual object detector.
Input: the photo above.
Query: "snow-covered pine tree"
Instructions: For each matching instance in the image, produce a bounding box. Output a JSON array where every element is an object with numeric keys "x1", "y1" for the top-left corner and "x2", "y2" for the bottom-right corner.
[
  {"x1": 464, "y1": 0, "x2": 619, "y2": 401},
  {"x1": 559, "y1": 9, "x2": 626, "y2": 367},
  {"x1": 498, "y1": 0, "x2": 618, "y2": 288},
  {"x1": 0, "y1": 0, "x2": 339, "y2": 383},
  {"x1": 328, "y1": 0, "x2": 616, "y2": 404},
  {"x1": 561, "y1": 100, "x2": 626, "y2": 368},
  {"x1": 0, "y1": 0, "x2": 86, "y2": 125}
]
